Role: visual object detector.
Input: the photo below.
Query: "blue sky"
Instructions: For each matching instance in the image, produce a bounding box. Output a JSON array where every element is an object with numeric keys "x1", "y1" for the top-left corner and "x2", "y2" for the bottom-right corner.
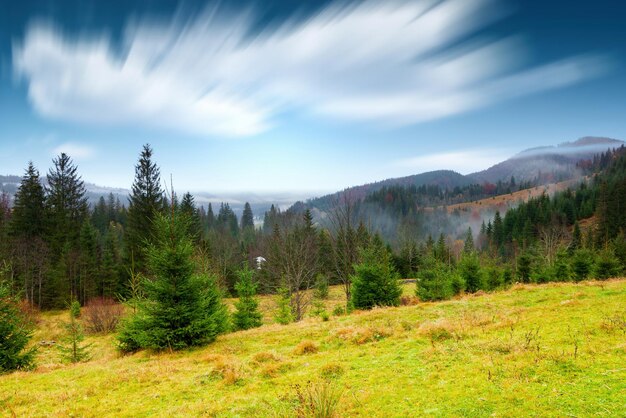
[{"x1": 1, "y1": 0, "x2": 625, "y2": 195}]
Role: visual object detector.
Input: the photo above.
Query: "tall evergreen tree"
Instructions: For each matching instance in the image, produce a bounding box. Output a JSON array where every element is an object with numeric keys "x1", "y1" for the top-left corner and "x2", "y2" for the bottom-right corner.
[
  {"x1": 126, "y1": 144, "x2": 164, "y2": 272},
  {"x1": 10, "y1": 162, "x2": 46, "y2": 239},
  {"x1": 46, "y1": 153, "x2": 88, "y2": 257},
  {"x1": 241, "y1": 202, "x2": 255, "y2": 230}
]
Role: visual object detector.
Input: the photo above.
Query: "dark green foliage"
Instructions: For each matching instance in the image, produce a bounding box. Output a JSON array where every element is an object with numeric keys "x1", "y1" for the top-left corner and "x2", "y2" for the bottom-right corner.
[
  {"x1": 416, "y1": 264, "x2": 454, "y2": 302},
  {"x1": 463, "y1": 227, "x2": 474, "y2": 254},
  {"x1": 126, "y1": 144, "x2": 164, "y2": 272},
  {"x1": 517, "y1": 253, "x2": 533, "y2": 283},
  {"x1": 217, "y1": 203, "x2": 239, "y2": 237},
  {"x1": 180, "y1": 192, "x2": 202, "y2": 241},
  {"x1": 232, "y1": 265, "x2": 262, "y2": 331},
  {"x1": 572, "y1": 249, "x2": 593, "y2": 282},
  {"x1": 46, "y1": 153, "x2": 89, "y2": 257},
  {"x1": 117, "y1": 212, "x2": 228, "y2": 352},
  {"x1": 484, "y1": 266, "x2": 504, "y2": 290},
  {"x1": 460, "y1": 255, "x2": 482, "y2": 293},
  {"x1": 551, "y1": 250, "x2": 571, "y2": 282},
  {"x1": 241, "y1": 202, "x2": 255, "y2": 231},
  {"x1": 350, "y1": 246, "x2": 402, "y2": 310},
  {"x1": 594, "y1": 250, "x2": 620, "y2": 280},
  {"x1": 10, "y1": 162, "x2": 46, "y2": 239},
  {"x1": 0, "y1": 283, "x2": 36, "y2": 373}
]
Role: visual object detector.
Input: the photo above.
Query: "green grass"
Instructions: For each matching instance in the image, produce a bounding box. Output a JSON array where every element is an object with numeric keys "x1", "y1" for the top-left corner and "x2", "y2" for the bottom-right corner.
[{"x1": 1, "y1": 280, "x2": 625, "y2": 417}]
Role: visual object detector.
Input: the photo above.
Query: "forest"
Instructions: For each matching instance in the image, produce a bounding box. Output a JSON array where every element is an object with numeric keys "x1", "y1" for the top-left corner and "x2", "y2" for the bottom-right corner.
[{"x1": 1, "y1": 143, "x2": 625, "y2": 372}]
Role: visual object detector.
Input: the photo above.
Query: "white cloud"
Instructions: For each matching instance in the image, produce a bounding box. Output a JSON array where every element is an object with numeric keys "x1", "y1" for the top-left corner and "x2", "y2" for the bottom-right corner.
[
  {"x1": 395, "y1": 148, "x2": 515, "y2": 174},
  {"x1": 51, "y1": 142, "x2": 96, "y2": 159},
  {"x1": 13, "y1": 0, "x2": 609, "y2": 137}
]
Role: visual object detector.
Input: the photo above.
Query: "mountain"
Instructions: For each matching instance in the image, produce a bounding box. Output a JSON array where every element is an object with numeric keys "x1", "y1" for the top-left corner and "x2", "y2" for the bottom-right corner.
[
  {"x1": 302, "y1": 170, "x2": 473, "y2": 211},
  {"x1": 468, "y1": 136, "x2": 624, "y2": 184},
  {"x1": 297, "y1": 136, "x2": 624, "y2": 213}
]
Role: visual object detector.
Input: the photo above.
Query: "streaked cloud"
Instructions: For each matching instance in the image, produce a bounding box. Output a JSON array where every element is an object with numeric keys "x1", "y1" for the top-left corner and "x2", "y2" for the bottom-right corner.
[
  {"x1": 395, "y1": 148, "x2": 515, "y2": 174},
  {"x1": 13, "y1": 0, "x2": 610, "y2": 137},
  {"x1": 51, "y1": 142, "x2": 96, "y2": 159}
]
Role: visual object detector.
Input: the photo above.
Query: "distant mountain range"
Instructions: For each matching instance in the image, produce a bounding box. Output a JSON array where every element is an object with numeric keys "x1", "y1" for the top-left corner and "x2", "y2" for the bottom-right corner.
[
  {"x1": 301, "y1": 136, "x2": 624, "y2": 211},
  {"x1": 2, "y1": 136, "x2": 623, "y2": 216}
]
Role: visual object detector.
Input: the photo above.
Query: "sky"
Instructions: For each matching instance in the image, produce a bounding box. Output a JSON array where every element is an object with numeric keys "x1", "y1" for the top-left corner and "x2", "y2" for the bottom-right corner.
[{"x1": 1, "y1": 0, "x2": 625, "y2": 196}]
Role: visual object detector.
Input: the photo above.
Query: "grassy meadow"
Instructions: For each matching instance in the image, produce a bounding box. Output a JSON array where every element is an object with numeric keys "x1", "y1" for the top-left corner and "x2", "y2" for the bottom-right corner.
[{"x1": 1, "y1": 280, "x2": 625, "y2": 417}]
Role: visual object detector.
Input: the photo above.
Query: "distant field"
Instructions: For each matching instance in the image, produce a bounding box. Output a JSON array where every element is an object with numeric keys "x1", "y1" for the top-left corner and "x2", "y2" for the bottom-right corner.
[{"x1": 1, "y1": 280, "x2": 625, "y2": 417}]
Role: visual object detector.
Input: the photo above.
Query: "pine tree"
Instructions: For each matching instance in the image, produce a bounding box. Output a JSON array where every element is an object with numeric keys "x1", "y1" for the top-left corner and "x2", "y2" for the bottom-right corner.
[
  {"x1": 117, "y1": 211, "x2": 228, "y2": 352},
  {"x1": 0, "y1": 281, "x2": 36, "y2": 372},
  {"x1": 126, "y1": 144, "x2": 164, "y2": 273},
  {"x1": 232, "y1": 264, "x2": 262, "y2": 331}
]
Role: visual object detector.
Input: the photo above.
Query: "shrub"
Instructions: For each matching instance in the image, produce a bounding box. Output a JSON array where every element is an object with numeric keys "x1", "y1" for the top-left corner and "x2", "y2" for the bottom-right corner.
[
  {"x1": 332, "y1": 305, "x2": 346, "y2": 317},
  {"x1": 0, "y1": 283, "x2": 36, "y2": 372},
  {"x1": 350, "y1": 247, "x2": 402, "y2": 310},
  {"x1": 84, "y1": 297, "x2": 124, "y2": 334}
]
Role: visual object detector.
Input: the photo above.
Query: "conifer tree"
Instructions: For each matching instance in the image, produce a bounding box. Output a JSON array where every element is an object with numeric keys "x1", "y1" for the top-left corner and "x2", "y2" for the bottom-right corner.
[
  {"x1": 10, "y1": 162, "x2": 46, "y2": 239},
  {"x1": 232, "y1": 264, "x2": 262, "y2": 331},
  {"x1": 463, "y1": 227, "x2": 474, "y2": 254},
  {"x1": 58, "y1": 301, "x2": 91, "y2": 363},
  {"x1": 126, "y1": 144, "x2": 164, "y2": 272},
  {"x1": 117, "y1": 211, "x2": 228, "y2": 352},
  {"x1": 180, "y1": 192, "x2": 201, "y2": 240},
  {"x1": 46, "y1": 153, "x2": 88, "y2": 257},
  {"x1": 0, "y1": 281, "x2": 36, "y2": 372},
  {"x1": 241, "y1": 202, "x2": 255, "y2": 230},
  {"x1": 350, "y1": 243, "x2": 402, "y2": 310}
]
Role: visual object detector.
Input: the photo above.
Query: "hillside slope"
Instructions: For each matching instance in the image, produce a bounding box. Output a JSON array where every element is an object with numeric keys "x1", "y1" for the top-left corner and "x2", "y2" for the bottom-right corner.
[{"x1": 1, "y1": 280, "x2": 624, "y2": 417}]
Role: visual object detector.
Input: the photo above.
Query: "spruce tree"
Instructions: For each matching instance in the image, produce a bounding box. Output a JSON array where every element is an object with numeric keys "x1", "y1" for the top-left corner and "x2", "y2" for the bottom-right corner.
[
  {"x1": 350, "y1": 243, "x2": 402, "y2": 310},
  {"x1": 460, "y1": 254, "x2": 482, "y2": 293},
  {"x1": 232, "y1": 264, "x2": 262, "y2": 331},
  {"x1": 0, "y1": 281, "x2": 36, "y2": 372},
  {"x1": 241, "y1": 202, "x2": 254, "y2": 230},
  {"x1": 117, "y1": 211, "x2": 228, "y2": 352},
  {"x1": 126, "y1": 144, "x2": 164, "y2": 273},
  {"x1": 463, "y1": 227, "x2": 474, "y2": 254},
  {"x1": 46, "y1": 153, "x2": 88, "y2": 257},
  {"x1": 10, "y1": 162, "x2": 46, "y2": 239}
]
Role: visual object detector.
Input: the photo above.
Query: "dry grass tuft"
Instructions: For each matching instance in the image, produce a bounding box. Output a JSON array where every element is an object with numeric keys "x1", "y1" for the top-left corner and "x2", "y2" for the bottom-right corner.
[
  {"x1": 252, "y1": 351, "x2": 280, "y2": 364},
  {"x1": 320, "y1": 362, "x2": 344, "y2": 379},
  {"x1": 294, "y1": 340, "x2": 319, "y2": 355},
  {"x1": 335, "y1": 325, "x2": 393, "y2": 345},
  {"x1": 210, "y1": 358, "x2": 243, "y2": 385},
  {"x1": 260, "y1": 362, "x2": 293, "y2": 378}
]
